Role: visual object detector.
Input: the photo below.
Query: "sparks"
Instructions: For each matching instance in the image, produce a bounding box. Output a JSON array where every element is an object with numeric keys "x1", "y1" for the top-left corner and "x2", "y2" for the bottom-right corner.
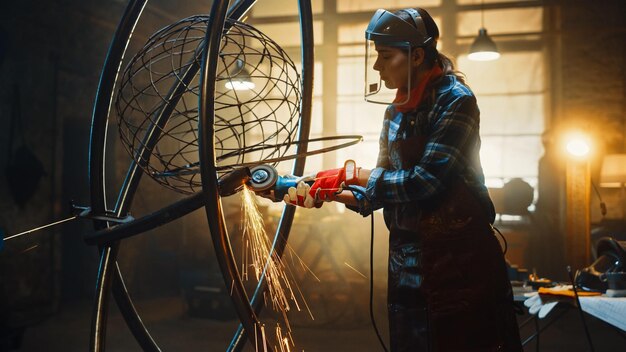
[
  {"x1": 344, "y1": 262, "x2": 367, "y2": 279},
  {"x1": 240, "y1": 186, "x2": 313, "y2": 350},
  {"x1": 240, "y1": 187, "x2": 295, "y2": 312}
]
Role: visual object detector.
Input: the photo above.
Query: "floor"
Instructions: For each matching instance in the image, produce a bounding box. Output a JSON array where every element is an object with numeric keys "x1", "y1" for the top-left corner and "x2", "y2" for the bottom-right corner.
[
  {"x1": 11, "y1": 295, "x2": 626, "y2": 351},
  {"x1": 16, "y1": 296, "x2": 384, "y2": 351}
]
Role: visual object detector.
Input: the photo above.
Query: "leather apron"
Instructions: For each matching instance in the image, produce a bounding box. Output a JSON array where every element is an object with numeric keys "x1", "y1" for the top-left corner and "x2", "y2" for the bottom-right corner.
[{"x1": 386, "y1": 110, "x2": 522, "y2": 352}]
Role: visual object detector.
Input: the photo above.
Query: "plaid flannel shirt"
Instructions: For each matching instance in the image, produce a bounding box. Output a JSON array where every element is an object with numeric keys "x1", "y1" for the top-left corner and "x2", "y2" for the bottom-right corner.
[{"x1": 349, "y1": 74, "x2": 495, "y2": 224}]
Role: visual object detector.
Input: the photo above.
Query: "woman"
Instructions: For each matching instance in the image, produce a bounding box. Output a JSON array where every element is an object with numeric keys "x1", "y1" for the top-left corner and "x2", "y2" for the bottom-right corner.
[{"x1": 285, "y1": 7, "x2": 522, "y2": 351}]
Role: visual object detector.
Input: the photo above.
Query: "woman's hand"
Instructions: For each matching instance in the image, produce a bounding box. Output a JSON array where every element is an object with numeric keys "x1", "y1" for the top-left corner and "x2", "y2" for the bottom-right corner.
[
  {"x1": 309, "y1": 160, "x2": 367, "y2": 201},
  {"x1": 283, "y1": 181, "x2": 321, "y2": 208}
]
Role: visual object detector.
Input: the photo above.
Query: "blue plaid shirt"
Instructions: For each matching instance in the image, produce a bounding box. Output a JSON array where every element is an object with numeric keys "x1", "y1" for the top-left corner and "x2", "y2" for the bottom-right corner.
[{"x1": 350, "y1": 74, "x2": 495, "y2": 224}]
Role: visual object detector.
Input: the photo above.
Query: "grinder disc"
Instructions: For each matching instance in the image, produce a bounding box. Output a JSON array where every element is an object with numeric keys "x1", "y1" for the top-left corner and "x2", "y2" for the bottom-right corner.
[{"x1": 248, "y1": 164, "x2": 278, "y2": 192}]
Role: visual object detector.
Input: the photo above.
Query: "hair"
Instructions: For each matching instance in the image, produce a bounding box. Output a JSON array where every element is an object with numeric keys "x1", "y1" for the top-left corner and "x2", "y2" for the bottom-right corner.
[{"x1": 394, "y1": 8, "x2": 467, "y2": 85}]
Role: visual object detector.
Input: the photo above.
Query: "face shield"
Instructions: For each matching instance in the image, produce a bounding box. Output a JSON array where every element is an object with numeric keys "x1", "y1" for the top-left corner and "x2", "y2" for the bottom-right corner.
[
  {"x1": 365, "y1": 40, "x2": 412, "y2": 105},
  {"x1": 364, "y1": 9, "x2": 433, "y2": 105}
]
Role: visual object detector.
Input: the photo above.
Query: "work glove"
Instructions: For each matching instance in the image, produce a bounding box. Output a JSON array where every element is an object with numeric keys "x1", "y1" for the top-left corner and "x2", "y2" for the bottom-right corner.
[
  {"x1": 309, "y1": 160, "x2": 359, "y2": 202},
  {"x1": 523, "y1": 291, "x2": 561, "y2": 319},
  {"x1": 283, "y1": 180, "x2": 321, "y2": 208}
]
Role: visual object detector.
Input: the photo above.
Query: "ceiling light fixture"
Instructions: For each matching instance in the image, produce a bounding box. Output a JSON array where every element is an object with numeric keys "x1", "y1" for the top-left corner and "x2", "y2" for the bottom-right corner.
[
  {"x1": 225, "y1": 59, "x2": 255, "y2": 91},
  {"x1": 468, "y1": 0, "x2": 500, "y2": 61}
]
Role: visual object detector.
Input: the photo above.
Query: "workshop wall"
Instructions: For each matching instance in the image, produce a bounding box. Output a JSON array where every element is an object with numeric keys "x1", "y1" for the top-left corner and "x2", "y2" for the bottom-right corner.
[{"x1": 0, "y1": 1, "x2": 217, "y2": 332}]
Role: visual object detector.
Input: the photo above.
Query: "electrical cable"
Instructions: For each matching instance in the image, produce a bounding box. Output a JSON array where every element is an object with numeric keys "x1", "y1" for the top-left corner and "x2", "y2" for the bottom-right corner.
[
  {"x1": 345, "y1": 185, "x2": 389, "y2": 352},
  {"x1": 345, "y1": 184, "x2": 507, "y2": 352},
  {"x1": 566, "y1": 265, "x2": 595, "y2": 352}
]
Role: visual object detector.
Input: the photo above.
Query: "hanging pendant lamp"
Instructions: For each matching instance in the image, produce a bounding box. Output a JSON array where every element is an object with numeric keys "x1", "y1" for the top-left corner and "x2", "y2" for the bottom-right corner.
[
  {"x1": 468, "y1": 0, "x2": 500, "y2": 61},
  {"x1": 225, "y1": 59, "x2": 255, "y2": 90},
  {"x1": 468, "y1": 28, "x2": 500, "y2": 61}
]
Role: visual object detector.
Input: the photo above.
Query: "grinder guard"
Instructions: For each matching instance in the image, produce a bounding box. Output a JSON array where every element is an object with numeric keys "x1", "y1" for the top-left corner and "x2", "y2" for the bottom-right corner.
[{"x1": 248, "y1": 164, "x2": 302, "y2": 202}]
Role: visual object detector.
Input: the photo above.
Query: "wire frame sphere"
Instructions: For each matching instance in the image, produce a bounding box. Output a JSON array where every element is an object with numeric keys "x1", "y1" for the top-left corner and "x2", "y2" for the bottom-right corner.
[{"x1": 116, "y1": 15, "x2": 301, "y2": 194}]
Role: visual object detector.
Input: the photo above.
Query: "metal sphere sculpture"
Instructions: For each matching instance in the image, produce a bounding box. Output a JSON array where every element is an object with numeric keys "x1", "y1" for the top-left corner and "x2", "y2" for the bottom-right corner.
[
  {"x1": 116, "y1": 15, "x2": 301, "y2": 194},
  {"x1": 87, "y1": 1, "x2": 316, "y2": 351}
]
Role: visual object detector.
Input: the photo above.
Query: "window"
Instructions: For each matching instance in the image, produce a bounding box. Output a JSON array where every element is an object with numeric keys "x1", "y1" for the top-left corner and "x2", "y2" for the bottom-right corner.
[
  {"x1": 248, "y1": 1, "x2": 547, "y2": 198},
  {"x1": 456, "y1": 5, "x2": 544, "y2": 191}
]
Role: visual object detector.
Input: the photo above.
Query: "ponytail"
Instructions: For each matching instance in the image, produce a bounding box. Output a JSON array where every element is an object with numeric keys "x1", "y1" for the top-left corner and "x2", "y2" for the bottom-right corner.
[
  {"x1": 397, "y1": 7, "x2": 469, "y2": 86},
  {"x1": 437, "y1": 52, "x2": 467, "y2": 86}
]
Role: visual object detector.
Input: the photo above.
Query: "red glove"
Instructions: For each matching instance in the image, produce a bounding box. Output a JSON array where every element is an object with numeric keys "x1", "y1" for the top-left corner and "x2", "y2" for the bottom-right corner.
[{"x1": 309, "y1": 160, "x2": 359, "y2": 201}]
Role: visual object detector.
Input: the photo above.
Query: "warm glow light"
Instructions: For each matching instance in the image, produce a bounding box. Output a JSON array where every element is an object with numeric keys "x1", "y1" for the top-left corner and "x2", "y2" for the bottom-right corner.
[
  {"x1": 564, "y1": 135, "x2": 591, "y2": 157},
  {"x1": 225, "y1": 80, "x2": 255, "y2": 90},
  {"x1": 468, "y1": 51, "x2": 501, "y2": 61},
  {"x1": 468, "y1": 28, "x2": 500, "y2": 62}
]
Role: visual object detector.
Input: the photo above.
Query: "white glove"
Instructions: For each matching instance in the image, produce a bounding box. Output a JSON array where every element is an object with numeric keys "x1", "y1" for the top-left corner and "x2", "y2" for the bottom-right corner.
[
  {"x1": 283, "y1": 181, "x2": 320, "y2": 208},
  {"x1": 523, "y1": 291, "x2": 560, "y2": 319}
]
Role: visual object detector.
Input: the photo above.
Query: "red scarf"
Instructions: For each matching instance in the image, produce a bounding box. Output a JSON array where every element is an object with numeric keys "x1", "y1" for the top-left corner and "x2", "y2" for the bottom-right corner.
[{"x1": 393, "y1": 65, "x2": 443, "y2": 113}]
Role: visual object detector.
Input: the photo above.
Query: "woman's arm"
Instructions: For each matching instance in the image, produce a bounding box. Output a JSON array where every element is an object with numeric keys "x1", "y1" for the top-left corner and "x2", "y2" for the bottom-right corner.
[
  {"x1": 333, "y1": 191, "x2": 358, "y2": 207},
  {"x1": 331, "y1": 167, "x2": 371, "y2": 207},
  {"x1": 357, "y1": 168, "x2": 371, "y2": 187}
]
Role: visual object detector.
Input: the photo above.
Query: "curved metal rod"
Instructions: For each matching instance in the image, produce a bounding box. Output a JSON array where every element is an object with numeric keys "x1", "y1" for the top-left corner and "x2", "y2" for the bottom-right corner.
[
  {"x1": 91, "y1": 0, "x2": 306, "y2": 350},
  {"x1": 199, "y1": 0, "x2": 271, "y2": 349},
  {"x1": 156, "y1": 135, "x2": 362, "y2": 177},
  {"x1": 85, "y1": 192, "x2": 205, "y2": 245},
  {"x1": 113, "y1": 38, "x2": 205, "y2": 212},
  {"x1": 88, "y1": 1, "x2": 162, "y2": 351},
  {"x1": 216, "y1": 135, "x2": 362, "y2": 168},
  {"x1": 228, "y1": 0, "x2": 314, "y2": 350},
  {"x1": 91, "y1": 1, "x2": 261, "y2": 351},
  {"x1": 85, "y1": 166, "x2": 252, "y2": 245},
  {"x1": 227, "y1": 0, "x2": 257, "y2": 21}
]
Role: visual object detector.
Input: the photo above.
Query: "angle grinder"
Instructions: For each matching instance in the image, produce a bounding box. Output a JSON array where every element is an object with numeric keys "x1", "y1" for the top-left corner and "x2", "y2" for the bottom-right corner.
[
  {"x1": 247, "y1": 164, "x2": 308, "y2": 202},
  {"x1": 247, "y1": 160, "x2": 358, "y2": 202}
]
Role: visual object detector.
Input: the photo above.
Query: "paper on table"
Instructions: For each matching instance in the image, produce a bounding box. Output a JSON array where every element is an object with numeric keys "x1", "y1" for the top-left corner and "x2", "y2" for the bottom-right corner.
[{"x1": 579, "y1": 296, "x2": 626, "y2": 332}]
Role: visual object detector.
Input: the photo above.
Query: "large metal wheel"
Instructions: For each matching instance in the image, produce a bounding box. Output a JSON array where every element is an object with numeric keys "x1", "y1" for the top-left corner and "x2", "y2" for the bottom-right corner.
[{"x1": 87, "y1": 0, "x2": 314, "y2": 351}]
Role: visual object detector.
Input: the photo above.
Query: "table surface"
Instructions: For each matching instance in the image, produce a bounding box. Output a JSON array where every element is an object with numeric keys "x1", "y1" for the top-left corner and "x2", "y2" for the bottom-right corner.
[
  {"x1": 515, "y1": 283, "x2": 626, "y2": 332},
  {"x1": 579, "y1": 296, "x2": 626, "y2": 332}
]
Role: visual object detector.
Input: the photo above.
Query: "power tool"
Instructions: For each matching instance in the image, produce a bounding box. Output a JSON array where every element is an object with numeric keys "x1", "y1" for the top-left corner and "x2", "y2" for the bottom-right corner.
[
  {"x1": 247, "y1": 160, "x2": 358, "y2": 202},
  {"x1": 247, "y1": 165, "x2": 304, "y2": 202}
]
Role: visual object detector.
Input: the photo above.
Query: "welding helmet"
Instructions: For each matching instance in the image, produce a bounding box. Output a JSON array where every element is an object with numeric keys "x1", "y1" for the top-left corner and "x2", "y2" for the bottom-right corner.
[
  {"x1": 575, "y1": 237, "x2": 626, "y2": 292},
  {"x1": 365, "y1": 8, "x2": 435, "y2": 105}
]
